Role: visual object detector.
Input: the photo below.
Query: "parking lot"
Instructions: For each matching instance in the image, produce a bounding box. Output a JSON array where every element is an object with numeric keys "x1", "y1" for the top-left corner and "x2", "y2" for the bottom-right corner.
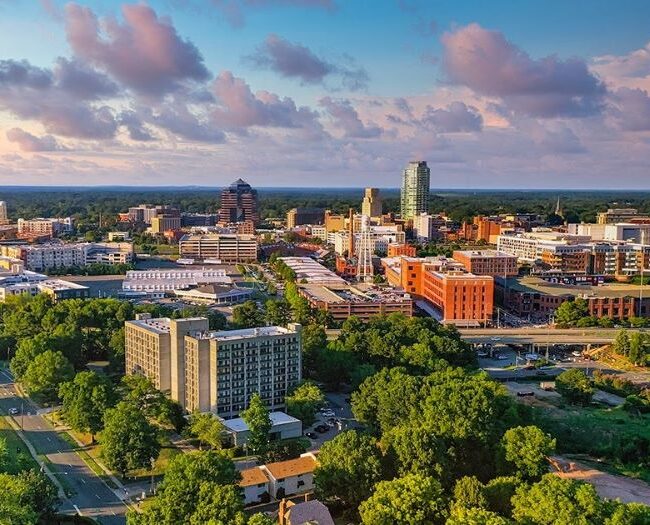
[{"x1": 303, "y1": 392, "x2": 358, "y2": 451}]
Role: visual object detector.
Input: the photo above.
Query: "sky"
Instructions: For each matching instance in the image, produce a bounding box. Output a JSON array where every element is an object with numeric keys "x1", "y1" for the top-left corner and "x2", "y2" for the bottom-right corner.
[{"x1": 0, "y1": 1, "x2": 650, "y2": 188}]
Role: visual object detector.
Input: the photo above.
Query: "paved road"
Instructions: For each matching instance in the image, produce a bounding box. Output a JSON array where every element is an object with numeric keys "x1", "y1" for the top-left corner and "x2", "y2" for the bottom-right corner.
[
  {"x1": 0, "y1": 370, "x2": 129, "y2": 525},
  {"x1": 459, "y1": 327, "x2": 650, "y2": 345}
]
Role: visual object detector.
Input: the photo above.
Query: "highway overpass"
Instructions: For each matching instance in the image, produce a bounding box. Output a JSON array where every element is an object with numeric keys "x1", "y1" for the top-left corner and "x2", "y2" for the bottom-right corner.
[{"x1": 457, "y1": 327, "x2": 648, "y2": 346}]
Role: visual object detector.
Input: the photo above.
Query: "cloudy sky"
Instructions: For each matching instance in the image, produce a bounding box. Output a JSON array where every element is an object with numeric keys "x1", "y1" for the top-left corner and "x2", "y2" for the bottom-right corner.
[{"x1": 1, "y1": 0, "x2": 650, "y2": 188}]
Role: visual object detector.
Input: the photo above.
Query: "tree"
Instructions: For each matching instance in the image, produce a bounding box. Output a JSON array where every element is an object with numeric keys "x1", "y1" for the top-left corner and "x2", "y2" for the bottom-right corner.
[
  {"x1": 315, "y1": 430, "x2": 383, "y2": 508},
  {"x1": 554, "y1": 298, "x2": 589, "y2": 327},
  {"x1": 0, "y1": 471, "x2": 59, "y2": 523},
  {"x1": 128, "y1": 450, "x2": 239, "y2": 525},
  {"x1": 187, "y1": 412, "x2": 226, "y2": 450},
  {"x1": 265, "y1": 299, "x2": 291, "y2": 326},
  {"x1": 613, "y1": 330, "x2": 631, "y2": 357},
  {"x1": 359, "y1": 473, "x2": 447, "y2": 525},
  {"x1": 500, "y1": 425, "x2": 556, "y2": 480},
  {"x1": 121, "y1": 375, "x2": 186, "y2": 432},
  {"x1": 446, "y1": 507, "x2": 511, "y2": 525},
  {"x1": 0, "y1": 437, "x2": 7, "y2": 472},
  {"x1": 605, "y1": 502, "x2": 650, "y2": 525},
  {"x1": 101, "y1": 401, "x2": 161, "y2": 477},
  {"x1": 302, "y1": 324, "x2": 327, "y2": 371},
  {"x1": 453, "y1": 476, "x2": 487, "y2": 510},
  {"x1": 59, "y1": 371, "x2": 116, "y2": 442},
  {"x1": 248, "y1": 514, "x2": 277, "y2": 525},
  {"x1": 188, "y1": 484, "x2": 246, "y2": 525},
  {"x1": 556, "y1": 369, "x2": 593, "y2": 405},
  {"x1": 0, "y1": 473, "x2": 38, "y2": 525},
  {"x1": 22, "y1": 350, "x2": 74, "y2": 403},
  {"x1": 232, "y1": 300, "x2": 265, "y2": 328},
  {"x1": 285, "y1": 382, "x2": 325, "y2": 427},
  {"x1": 511, "y1": 474, "x2": 607, "y2": 525},
  {"x1": 482, "y1": 476, "x2": 521, "y2": 518},
  {"x1": 241, "y1": 393, "x2": 272, "y2": 457}
]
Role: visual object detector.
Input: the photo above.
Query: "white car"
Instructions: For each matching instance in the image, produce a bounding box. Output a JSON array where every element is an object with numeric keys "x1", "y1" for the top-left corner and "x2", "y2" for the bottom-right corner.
[
  {"x1": 321, "y1": 410, "x2": 335, "y2": 418},
  {"x1": 8, "y1": 407, "x2": 19, "y2": 415}
]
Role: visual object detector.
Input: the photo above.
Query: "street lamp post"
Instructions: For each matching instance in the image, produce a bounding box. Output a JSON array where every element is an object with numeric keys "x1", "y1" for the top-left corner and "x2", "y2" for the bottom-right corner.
[{"x1": 150, "y1": 456, "x2": 156, "y2": 495}]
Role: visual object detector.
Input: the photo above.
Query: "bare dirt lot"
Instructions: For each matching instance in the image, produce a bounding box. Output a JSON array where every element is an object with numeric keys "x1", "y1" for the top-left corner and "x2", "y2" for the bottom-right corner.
[{"x1": 551, "y1": 456, "x2": 650, "y2": 505}]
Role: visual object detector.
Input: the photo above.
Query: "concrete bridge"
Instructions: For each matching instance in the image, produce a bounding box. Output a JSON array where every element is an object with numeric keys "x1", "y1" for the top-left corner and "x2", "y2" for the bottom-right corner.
[{"x1": 457, "y1": 327, "x2": 648, "y2": 346}]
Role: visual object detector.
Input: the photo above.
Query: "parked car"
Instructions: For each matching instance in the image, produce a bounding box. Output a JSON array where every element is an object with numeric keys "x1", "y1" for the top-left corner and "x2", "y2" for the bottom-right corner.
[
  {"x1": 315, "y1": 425, "x2": 329, "y2": 433},
  {"x1": 8, "y1": 407, "x2": 19, "y2": 415},
  {"x1": 495, "y1": 354, "x2": 509, "y2": 360},
  {"x1": 305, "y1": 431, "x2": 318, "y2": 439},
  {"x1": 321, "y1": 410, "x2": 335, "y2": 418},
  {"x1": 517, "y1": 391, "x2": 535, "y2": 397}
]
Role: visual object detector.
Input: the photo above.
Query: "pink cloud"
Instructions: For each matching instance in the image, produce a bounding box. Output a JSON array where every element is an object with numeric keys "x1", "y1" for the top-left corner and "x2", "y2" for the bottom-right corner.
[
  {"x1": 442, "y1": 23, "x2": 606, "y2": 118},
  {"x1": 65, "y1": 3, "x2": 210, "y2": 96},
  {"x1": 6, "y1": 127, "x2": 64, "y2": 152}
]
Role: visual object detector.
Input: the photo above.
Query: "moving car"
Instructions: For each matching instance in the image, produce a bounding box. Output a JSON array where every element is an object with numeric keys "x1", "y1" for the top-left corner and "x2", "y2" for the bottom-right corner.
[{"x1": 8, "y1": 407, "x2": 19, "y2": 415}]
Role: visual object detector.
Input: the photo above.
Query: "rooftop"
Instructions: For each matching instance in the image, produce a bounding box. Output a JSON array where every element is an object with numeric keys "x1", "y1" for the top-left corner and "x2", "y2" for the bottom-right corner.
[
  {"x1": 263, "y1": 454, "x2": 318, "y2": 480},
  {"x1": 194, "y1": 325, "x2": 298, "y2": 341},
  {"x1": 299, "y1": 283, "x2": 411, "y2": 304},
  {"x1": 453, "y1": 250, "x2": 516, "y2": 259},
  {"x1": 221, "y1": 411, "x2": 301, "y2": 433},
  {"x1": 239, "y1": 467, "x2": 269, "y2": 487},
  {"x1": 503, "y1": 276, "x2": 650, "y2": 298},
  {"x1": 127, "y1": 317, "x2": 172, "y2": 334}
]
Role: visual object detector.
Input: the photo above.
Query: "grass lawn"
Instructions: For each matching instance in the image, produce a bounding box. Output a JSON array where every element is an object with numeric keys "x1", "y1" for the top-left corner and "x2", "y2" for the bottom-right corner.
[
  {"x1": 129, "y1": 443, "x2": 183, "y2": 482},
  {"x1": 534, "y1": 404, "x2": 650, "y2": 481},
  {"x1": 0, "y1": 416, "x2": 40, "y2": 473}
]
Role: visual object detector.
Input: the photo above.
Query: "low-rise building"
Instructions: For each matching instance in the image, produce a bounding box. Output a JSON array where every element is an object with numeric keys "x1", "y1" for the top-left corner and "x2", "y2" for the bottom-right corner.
[
  {"x1": 499, "y1": 276, "x2": 650, "y2": 321},
  {"x1": 17, "y1": 217, "x2": 73, "y2": 237},
  {"x1": 387, "y1": 243, "x2": 417, "y2": 257},
  {"x1": 286, "y1": 208, "x2": 325, "y2": 229},
  {"x1": 179, "y1": 234, "x2": 258, "y2": 262},
  {"x1": 452, "y1": 250, "x2": 518, "y2": 277},
  {"x1": 150, "y1": 215, "x2": 181, "y2": 234},
  {"x1": 222, "y1": 411, "x2": 302, "y2": 447},
  {"x1": 298, "y1": 282, "x2": 413, "y2": 321},
  {"x1": 173, "y1": 284, "x2": 253, "y2": 305},
  {"x1": 0, "y1": 242, "x2": 133, "y2": 271},
  {"x1": 0, "y1": 270, "x2": 89, "y2": 302},
  {"x1": 122, "y1": 269, "x2": 232, "y2": 297},
  {"x1": 279, "y1": 257, "x2": 347, "y2": 286}
]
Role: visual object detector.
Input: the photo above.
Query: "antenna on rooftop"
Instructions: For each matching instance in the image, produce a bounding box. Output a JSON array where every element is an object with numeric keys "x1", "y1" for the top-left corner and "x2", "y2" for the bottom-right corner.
[{"x1": 356, "y1": 215, "x2": 374, "y2": 283}]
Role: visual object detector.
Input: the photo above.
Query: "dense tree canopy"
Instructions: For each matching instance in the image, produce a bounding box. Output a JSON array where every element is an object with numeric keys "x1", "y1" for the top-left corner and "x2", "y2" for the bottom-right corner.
[
  {"x1": 500, "y1": 426, "x2": 556, "y2": 480},
  {"x1": 555, "y1": 369, "x2": 594, "y2": 405}
]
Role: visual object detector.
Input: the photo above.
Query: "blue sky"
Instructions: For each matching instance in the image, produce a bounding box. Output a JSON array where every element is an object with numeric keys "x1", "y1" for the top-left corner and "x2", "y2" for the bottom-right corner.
[{"x1": 0, "y1": 0, "x2": 649, "y2": 187}]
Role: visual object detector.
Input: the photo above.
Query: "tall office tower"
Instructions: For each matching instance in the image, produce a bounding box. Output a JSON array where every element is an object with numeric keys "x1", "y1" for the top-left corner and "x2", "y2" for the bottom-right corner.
[
  {"x1": 220, "y1": 179, "x2": 259, "y2": 224},
  {"x1": 361, "y1": 188, "x2": 382, "y2": 218},
  {"x1": 0, "y1": 201, "x2": 8, "y2": 225},
  {"x1": 400, "y1": 161, "x2": 430, "y2": 220},
  {"x1": 356, "y1": 215, "x2": 374, "y2": 282}
]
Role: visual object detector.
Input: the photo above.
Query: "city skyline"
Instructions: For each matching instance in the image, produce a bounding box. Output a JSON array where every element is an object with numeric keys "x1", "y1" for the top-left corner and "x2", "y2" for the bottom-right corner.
[{"x1": 0, "y1": 1, "x2": 650, "y2": 188}]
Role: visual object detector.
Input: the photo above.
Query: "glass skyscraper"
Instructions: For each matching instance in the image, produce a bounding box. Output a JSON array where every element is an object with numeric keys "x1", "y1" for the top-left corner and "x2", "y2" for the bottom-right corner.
[{"x1": 400, "y1": 161, "x2": 430, "y2": 219}]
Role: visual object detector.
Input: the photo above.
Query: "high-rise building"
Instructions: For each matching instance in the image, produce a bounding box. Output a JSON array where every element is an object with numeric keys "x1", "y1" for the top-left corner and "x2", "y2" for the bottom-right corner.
[
  {"x1": 400, "y1": 161, "x2": 430, "y2": 219},
  {"x1": 125, "y1": 315, "x2": 302, "y2": 416},
  {"x1": 220, "y1": 179, "x2": 259, "y2": 225},
  {"x1": 361, "y1": 188, "x2": 382, "y2": 218},
  {"x1": 0, "y1": 201, "x2": 8, "y2": 225}
]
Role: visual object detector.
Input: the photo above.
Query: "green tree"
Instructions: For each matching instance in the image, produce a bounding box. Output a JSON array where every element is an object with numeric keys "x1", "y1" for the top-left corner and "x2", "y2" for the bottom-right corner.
[
  {"x1": 482, "y1": 476, "x2": 521, "y2": 518},
  {"x1": 241, "y1": 393, "x2": 272, "y2": 457},
  {"x1": 232, "y1": 300, "x2": 265, "y2": 328},
  {"x1": 101, "y1": 401, "x2": 161, "y2": 477},
  {"x1": 315, "y1": 430, "x2": 383, "y2": 508},
  {"x1": 446, "y1": 506, "x2": 511, "y2": 525},
  {"x1": 0, "y1": 437, "x2": 8, "y2": 472},
  {"x1": 359, "y1": 473, "x2": 447, "y2": 525},
  {"x1": 187, "y1": 412, "x2": 226, "y2": 450},
  {"x1": 248, "y1": 514, "x2": 277, "y2": 525},
  {"x1": 500, "y1": 425, "x2": 556, "y2": 480},
  {"x1": 453, "y1": 476, "x2": 487, "y2": 509},
  {"x1": 613, "y1": 330, "x2": 631, "y2": 357},
  {"x1": 605, "y1": 502, "x2": 650, "y2": 525},
  {"x1": 128, "y1": 450, "x2": 239, "y2": 525},
  {"x1": 0, "y1": 473, "x2": 38, "y2": 525},
  {"x1": 511, "y1": 474, "x2": 607, "y2": 525},
  {"x1": 301, "y1": 324, "x2": 327, "y2": 371},
  {"x1": 121, "y1": 375, "x2": 186, "y2": 432},
  {"x1": 264, "y1": 299, "x2": 291, "y2": 326},
  {"x1": 10, "y1": 334, "x2": 51, "y2": 380},
  {"x1": 0, "y1": 470, "x2": 59, "y2": 523},
  {"x1": 554, "y1": 298, "x2": 589, "y2": 327},
  {"x1": 285, "y1": 382, "x2": 325, "y2": 427},
  {"x1": 59, "y1": 371, "x2": 116, "y2": 442},
  {"x1": 555, "y1": 369, "x2": 593, "y2": 405},
  {"x1": 22, "y1": 350, "x2": 74, "y2": 403},
  {"x1": 188, "y1": 484, "x2": 246, "y2": 525}
]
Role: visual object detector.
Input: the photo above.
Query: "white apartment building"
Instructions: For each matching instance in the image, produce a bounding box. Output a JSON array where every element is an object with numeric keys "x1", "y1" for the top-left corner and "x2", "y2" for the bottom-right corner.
[
  {"x1": 0, "y1": 242, "x2": 133, "y2": 271},
  {"x1": 179, "y1": 234, "x2": 258, "y2": 262},
  {"x1": 496, "y1": 233, "x2": 591, "y2": 263},
  {"x1": 125, "y1": 316, "x2": 302, "y2": 417},
  {"x1": 0, "y1": 270, "x2": 89, "y2": 302},
  {"x1": 309, "y1": 225, "x2": 327, "y2": 242},
  {"x1": 122, "y1": 268, "x2": 232, "y2": 294},
  {"x1": 333, "y1": 227, "x2": 406, "y2": 256},
  {"x1": 17, "y1": 217, "x2": 74, "y2": 237}
]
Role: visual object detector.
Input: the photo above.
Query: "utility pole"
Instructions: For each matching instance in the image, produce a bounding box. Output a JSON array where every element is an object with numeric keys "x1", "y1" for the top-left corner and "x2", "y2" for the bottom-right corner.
[{"x1": 150, "y1": 456, "x2": 156, "y2": 494}]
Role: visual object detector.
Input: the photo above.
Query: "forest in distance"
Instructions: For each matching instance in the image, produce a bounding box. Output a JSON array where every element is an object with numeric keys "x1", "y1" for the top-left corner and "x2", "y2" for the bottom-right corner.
[{"x1": 1, "y1": 187, "x2": 650, "y2": 225}]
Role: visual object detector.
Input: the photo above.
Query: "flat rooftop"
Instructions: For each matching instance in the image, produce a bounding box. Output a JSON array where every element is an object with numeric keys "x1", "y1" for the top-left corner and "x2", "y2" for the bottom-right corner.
[
  {"x1": 195, "y1": 325, "x2": 297, "y2": 341},
  {"x1": 279, "y1": 256, "x2": 346, "y2": 285},
  {"x1": 503, "y1": 276, "x2": 650, "y2": 298},
  {"x1": 299, "y1": 283, "x2": 411, "y2": 304},
  {"x1": 222, "y1": 411, "x2": 300, "y2": 433},
  {"x1": 453, "y1": 250, "x2": 516, "y2": 258},
  {"x1": 127, "y1": 317, "x2": 172, "y2": 334}
]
